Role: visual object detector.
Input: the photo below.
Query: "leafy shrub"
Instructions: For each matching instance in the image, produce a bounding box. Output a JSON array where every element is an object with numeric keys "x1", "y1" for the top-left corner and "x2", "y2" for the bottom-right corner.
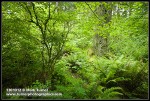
[{"x1": 30, "y1": 80, "x2": 51, "y2": 89}]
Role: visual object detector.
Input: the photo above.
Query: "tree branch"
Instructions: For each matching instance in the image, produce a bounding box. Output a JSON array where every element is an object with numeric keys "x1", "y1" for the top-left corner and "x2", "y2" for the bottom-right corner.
[
  {"x1": 21, "y1": 3, "x2": 35, "y2": 23},
  {"x1": 30, "y1": 2, "x2": 47, "y2": 44},
  {"x1": 85, "y1": 2, "x2": 101, "y2": 21},
  {"x1": 31, "y1": 2, "x2": 39, "y2": 25},
  {"x1": 44, "y1": 2, "x2": 51, "y2": 29},
  {"x1": 52, "y1": 22, "x2": 71, "y2": 62}
]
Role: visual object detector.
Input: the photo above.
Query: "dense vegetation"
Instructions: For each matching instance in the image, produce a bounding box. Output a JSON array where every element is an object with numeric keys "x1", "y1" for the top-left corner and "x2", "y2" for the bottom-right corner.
[{"x1": 2, "y1": 2, "x2": 148, "y2": 100}]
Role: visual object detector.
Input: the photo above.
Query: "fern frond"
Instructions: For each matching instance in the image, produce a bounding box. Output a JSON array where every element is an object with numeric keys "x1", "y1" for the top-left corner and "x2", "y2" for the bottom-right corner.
[
  {"x1": 103, "y1": 87, "x2": 122, "y2": 94},
  {"x1": 107, "y1": 92, "x2": 123, "y2": 97},
  {"x1": 100, "y1": 87, "x2": 123, "y2": 99},
  {"x1": 107, "y1": 77, "x2": 131, "y2": 84},
  {"x1": 106, "y1": 71, "x2": 115, "y2": 80}
]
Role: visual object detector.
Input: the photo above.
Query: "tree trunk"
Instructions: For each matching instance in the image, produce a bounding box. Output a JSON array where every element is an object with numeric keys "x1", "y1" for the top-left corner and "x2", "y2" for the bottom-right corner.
[{"x1": 93, "y1": 2, "x2": 112, "y2": 56}]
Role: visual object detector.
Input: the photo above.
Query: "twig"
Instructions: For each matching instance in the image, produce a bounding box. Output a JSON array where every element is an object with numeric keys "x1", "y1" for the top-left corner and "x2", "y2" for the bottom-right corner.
[{"x1": 85, "y1": 2, "x2": 101, "y2": 21}]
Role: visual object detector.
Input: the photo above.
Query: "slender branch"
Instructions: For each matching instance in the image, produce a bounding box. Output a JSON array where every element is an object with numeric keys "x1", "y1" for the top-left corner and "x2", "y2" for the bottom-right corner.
[
  {"x1": 52, "y1": 22, "x2": 71, "y2": 62},
  {"x1": 41, "y1": 46, "x2": 45, "y2": 70},
  {"x1": 49, "y1": 43, "x2": 53, "y2": 60},
  {"x1": 21, "y1": 3, "x2": 35, "y2": 23},
  {"x1": 53, "y1": 20, "x2": 57, "y2": 27},
  {"x1": 30, "y1": 2, "x2": 47, "y2": 45},
  {"x1": 85, "y1": 2, "x2": 101, "y2": 21},
  {"x1": 44, "y1": 2, "x2": 51, "y2": 28},
  {"x1": 48, "y1": 28, "x2": 52, "y2": 35},
  {"x1": 31, "y1": 2, "x2": 39, "y2": 25}
]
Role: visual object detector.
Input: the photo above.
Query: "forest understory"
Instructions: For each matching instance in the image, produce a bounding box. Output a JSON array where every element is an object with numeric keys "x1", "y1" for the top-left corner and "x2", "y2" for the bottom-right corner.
[{"x1": 2, "y1": 1, "x2": 149, "y2": 100}]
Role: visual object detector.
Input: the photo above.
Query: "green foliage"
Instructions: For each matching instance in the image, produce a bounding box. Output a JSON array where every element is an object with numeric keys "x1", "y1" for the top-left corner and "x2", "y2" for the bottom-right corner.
[
  {"x1": 98, "y1": 87, "x2": 123, "y2": 99},
  {"x1": 56, "y1": 84, "x2": 87, "y2": 99},
  {"x1": 2, "y1": 1, "x2": 148, "y2": 100},
  {"x1": 108, "y1": 2, "x2": 148, "y2": 61},
  {"x1": 30, "y1": 80, "x2": 51, "y2": 89}
]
